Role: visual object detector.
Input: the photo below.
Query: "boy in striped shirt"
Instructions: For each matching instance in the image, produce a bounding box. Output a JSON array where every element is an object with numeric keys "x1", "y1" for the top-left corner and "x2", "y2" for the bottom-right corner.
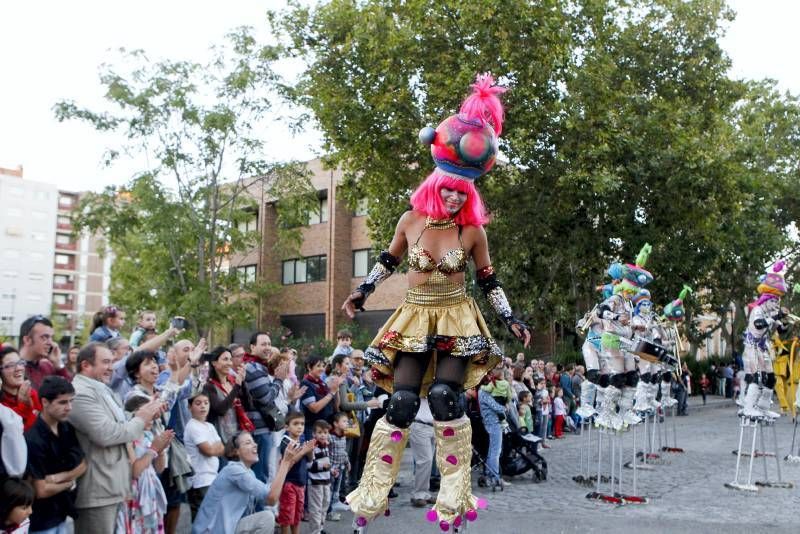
[{"x1": 307, "y1": 420, "x2": 332, "y2": 534}]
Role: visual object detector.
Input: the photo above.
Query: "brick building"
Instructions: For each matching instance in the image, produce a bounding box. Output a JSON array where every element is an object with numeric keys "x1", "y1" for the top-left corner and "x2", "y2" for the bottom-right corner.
[{"x1": 247, "y1": 158, "x2": 406, "y2": 341}]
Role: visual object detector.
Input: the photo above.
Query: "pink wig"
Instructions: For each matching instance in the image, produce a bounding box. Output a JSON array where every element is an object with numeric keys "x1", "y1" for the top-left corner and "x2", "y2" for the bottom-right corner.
[
  {"x1": 459, "y1": 73, "x2": 507, "y2": 134},
  {"x1": 409, "y1": 171, "x2": 490, "y2": 227}
]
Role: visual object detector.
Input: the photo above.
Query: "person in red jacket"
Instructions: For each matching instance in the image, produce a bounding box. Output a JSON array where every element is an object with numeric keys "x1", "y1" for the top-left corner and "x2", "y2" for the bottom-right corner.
[{"x1": 1, "y1": 346, "x2": 41, "y2": 431}]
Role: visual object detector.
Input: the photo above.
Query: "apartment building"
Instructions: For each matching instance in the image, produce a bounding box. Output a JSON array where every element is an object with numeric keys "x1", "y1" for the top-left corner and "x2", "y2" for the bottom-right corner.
[
  {"x1": 52, "y1": 190, "x2": 113, "y2": 344},
  {"x1": 249, "y1": 158, "x2": 407, "y2": 341},
  {"x1": 0, "y1": 165, "x2": 57, "y2": 340}
]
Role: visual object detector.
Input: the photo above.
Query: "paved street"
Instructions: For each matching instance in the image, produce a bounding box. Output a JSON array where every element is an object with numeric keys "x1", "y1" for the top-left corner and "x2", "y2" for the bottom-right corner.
[{"x1": 314, "y1": 397, "x2": 800, "y2": 534}]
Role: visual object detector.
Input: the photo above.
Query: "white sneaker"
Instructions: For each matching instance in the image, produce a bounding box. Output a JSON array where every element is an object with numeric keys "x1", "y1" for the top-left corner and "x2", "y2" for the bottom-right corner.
[
  {"x1": 332, "y1": 501, "x2": 350, "y2": 512},
  {"x1": 326, "y1": 512, "x2": 342, "y2": 521},
  {"x1": 500, "y1": 478, "x2": 512, "y2": 487}
]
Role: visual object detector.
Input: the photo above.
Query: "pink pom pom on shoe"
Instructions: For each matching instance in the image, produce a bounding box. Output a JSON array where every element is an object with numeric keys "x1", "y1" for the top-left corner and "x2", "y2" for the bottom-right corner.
[
  {"x1": 439, "y1": 520, "x2": 450, "y2": 532},
  {"x1": 391, "y1": 430, "x2": 403, "y2": 442},
  {"x1": 443, "y1": 427, "x2": 455, "y2": 438},
  {"x1": 465, "y1": 509, "x2": 478, "y2": 522},
  {"x1": 476, "y1": 498, "x2": 488, "y2": 510},
  {"x1": 381, "y1": 454, "x2": 393, "y2": 464},
  {"x1": 426, "y1": 509, "x2": 438, "y2": 522},
  {"x1": 446, "y1": 455, "x2": 458, "y2": 465},
  {"x1": 356, "y1": 516, "x2": 368, "y2": 527}
]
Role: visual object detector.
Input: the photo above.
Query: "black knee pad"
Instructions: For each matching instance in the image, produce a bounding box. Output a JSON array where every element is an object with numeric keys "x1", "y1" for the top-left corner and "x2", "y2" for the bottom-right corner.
[
  {"x1": 428, "y1": 381, "x2": 464, "y2": 421},
  {"x1": 385, "y1": 387, "x2": 421, "y2": 428},
  {"x1": 610, "y1": 374, "x2": 625, "y2": 389},
  {"x1": 586, "y1": 369, "x2": 600, "y2": 384},
  {"x1": 745, "y1": 373, "x2": 756, "y2": 385},
  {"x1": 599, "y1": 374, "x2": 611, "y2": 388},
  {"x1": 650, "y1": 373, "x2": 660, "y2": 385},
  {"x1": 661, "y1": 371, "x2": 673, "y2": 383},
  {"x1": 765, "y1": 373, "x2": 776, "y2": 389},
  {"x1": 625, "y1": 370, "x2": 639, "y2": 387},
  {"x1": 640, "y1": 372, "x2": 651, "y2": 384}
]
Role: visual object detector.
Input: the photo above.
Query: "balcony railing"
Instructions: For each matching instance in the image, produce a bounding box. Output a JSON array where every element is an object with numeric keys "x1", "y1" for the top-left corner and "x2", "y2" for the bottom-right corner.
[
  {"x1": 54, "y1": 301, "x2": 76, "y2": 311},
  {"x1": 55, "y1": 241, "x2": 77, "y2": 251},
  {"x1": 52, "y1": 282, "x2": 75, "y2": 291},
  {"x1": 54, "y1": 262, "x2": 76, "y2": 271},
  {"x1": 56, "y1": 222, "x2": 72, "y2": 231}
]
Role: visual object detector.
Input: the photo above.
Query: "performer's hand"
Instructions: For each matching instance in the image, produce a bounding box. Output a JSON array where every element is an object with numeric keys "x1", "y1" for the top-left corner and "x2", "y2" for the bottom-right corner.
[
  {"x1": 342, "y1": 292, "x2": 365, "y2": 319},
  {"x1": 511, "y1": 323, "x2": 532, "y2": 348}
]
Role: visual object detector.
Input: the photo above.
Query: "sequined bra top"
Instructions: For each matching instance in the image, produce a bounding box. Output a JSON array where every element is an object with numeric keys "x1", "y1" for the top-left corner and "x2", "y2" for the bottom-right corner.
[{"x1": 407, "y1": 222, "x2": 468, "y2": 275}]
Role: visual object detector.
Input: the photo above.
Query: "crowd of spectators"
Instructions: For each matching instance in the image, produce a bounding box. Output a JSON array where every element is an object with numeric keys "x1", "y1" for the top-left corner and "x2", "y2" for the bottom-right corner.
[{"x1": 0, "y1": 311, "x2": 395, "y2": 534}]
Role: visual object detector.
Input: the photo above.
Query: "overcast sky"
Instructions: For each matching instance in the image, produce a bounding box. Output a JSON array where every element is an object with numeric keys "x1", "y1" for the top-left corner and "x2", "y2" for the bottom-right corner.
[{"x1": 1, "y1": 0, "x2": 798, "y2": 193}]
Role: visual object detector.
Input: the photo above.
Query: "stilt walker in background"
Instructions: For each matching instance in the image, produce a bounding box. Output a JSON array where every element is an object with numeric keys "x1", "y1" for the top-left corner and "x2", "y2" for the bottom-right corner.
[
  {"x1": 342, "y1": 74, "x2": 532, "y2": 533},
  {"x1": 657, "y1": 285, "x2": 692, "y2": 453},
  {"x1": 727, "y1": 261, "x2": 792, "y2": 491},
  {"x1": 573, "y1": 265, "x2": 621, "y2": 485},
  {"x1": 739, "y1": 261, "x2": 787, "y2": 420}
]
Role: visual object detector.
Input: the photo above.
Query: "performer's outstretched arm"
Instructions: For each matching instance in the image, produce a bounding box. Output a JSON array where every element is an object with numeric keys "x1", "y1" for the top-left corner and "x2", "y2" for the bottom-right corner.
[
  {"x1": 470, "y1": 225, "x2": 532, "y2": 347},
  {"x1": 342, "y1": 211, "x2": 410, "y2": 318}
]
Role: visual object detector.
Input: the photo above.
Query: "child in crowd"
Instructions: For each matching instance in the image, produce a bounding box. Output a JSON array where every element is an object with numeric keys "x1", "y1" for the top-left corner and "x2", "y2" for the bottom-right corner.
[
  {"x1": 130, "y1": 310, "x2": 157, "y2": 348},
  {"x1": 0, "y1": 478, "x2": 34, "y2": 534},
  {"x1": 123, "y1": 395, "x2": 175, "y2": 534},
  {"x1": 699, "y1": 373, "x2": 710, "y2": 405},
  {"x1": 307, "y1": 420, "x2": 333, "y2": 534},
  {"x1": 553, "y1": 387, "x2": 567, "y2": 439},
  {"x1": 331, "y1": 330, "x2": 353, "y2": 358},
  {"x1": 517, "y1": 390, "x2": 534, "y2": 434},
  {"x1": 184, "y1": 393, "x2": 224, "y2": 520},
  {"x1": 534, "y1": 379, "x2": 551, "y2": 447},
  {"x1": 278, "y1": 412, "x2": 312, "y2": 534},
  {"x1": 481, "y1": 368, "x2": 514, "y2": 430},
  {"x1": 327, "y1": 412, "x2": 351, "y2": 519},
  {"x1": 88, "y1": 305, "x2": 125, "y2": 343}
]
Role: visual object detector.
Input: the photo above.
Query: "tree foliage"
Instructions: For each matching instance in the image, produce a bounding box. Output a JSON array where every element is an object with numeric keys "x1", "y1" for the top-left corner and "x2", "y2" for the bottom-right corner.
[
  {"x1": 271, "y1": 0, "x2": 800, "y2": 351},
  {"x1": 55, "y1": 28, "x2": 317, "y2": 337}
]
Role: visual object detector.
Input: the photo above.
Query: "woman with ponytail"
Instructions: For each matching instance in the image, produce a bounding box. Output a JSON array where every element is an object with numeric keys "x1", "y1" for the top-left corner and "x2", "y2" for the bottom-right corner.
[{"x1": 342, "y1": 74, "x2": 531, "y2": 532}]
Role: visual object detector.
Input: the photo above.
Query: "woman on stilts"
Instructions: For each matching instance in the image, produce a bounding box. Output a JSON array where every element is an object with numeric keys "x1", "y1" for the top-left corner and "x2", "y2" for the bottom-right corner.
[{"x1": 342, "y1": 73, "x2": 531, "y2": 532}]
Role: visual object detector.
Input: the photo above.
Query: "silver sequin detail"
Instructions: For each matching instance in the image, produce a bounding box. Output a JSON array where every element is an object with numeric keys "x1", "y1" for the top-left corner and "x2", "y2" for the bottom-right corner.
[
  {"x1": 364, "y1": 263, "x2": 392, "y2": 286},
  {"x1": 487, "y1": 287, "x2": 513, "y2": 318}
]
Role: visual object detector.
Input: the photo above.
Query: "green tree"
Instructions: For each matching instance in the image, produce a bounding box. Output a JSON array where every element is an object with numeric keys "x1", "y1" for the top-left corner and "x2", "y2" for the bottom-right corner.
[
  {"x1": 272, "y1": 0, "x2": 800, "y2": 353},
  {"x1": 55, "y1": 28, "x2": 317, "y2": 338}
]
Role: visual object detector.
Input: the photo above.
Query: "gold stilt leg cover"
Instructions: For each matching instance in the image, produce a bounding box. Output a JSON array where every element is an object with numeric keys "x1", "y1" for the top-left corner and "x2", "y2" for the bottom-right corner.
[
  {"x1": 346, "y1": 416, "x2": 409, "y2": 521},
  {"x1": 432, "y1": 416, "x2": 479, "y2": 524}
]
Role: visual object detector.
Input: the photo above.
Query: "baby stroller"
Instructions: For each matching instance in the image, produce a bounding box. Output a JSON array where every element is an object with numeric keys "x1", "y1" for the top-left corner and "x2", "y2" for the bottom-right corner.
[{"x1": 468, "y1": 404, "x2": 547, "y2": 490}]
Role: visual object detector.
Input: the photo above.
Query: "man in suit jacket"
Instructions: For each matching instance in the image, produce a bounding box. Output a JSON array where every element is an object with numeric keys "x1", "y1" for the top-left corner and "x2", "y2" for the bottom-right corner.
[{"x1": 68, "y1": 342, "x2": 163, "y2": 534}]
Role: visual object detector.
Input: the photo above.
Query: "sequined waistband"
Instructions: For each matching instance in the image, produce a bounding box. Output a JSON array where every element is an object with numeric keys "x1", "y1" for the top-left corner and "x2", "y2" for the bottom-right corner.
[{"x1": 405, "y1": 273, "x2": 467, "y2": 307}]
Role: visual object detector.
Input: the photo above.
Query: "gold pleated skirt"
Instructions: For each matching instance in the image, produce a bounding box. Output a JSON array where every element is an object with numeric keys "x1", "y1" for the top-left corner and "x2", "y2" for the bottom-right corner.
[{"x1": 364, "y1": 272, "x2": 503, "y2": 396}]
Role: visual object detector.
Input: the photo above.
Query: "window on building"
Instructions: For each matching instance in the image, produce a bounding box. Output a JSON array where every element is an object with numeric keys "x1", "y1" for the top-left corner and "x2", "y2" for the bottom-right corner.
[
  {"x1": 5, "y1": 226, "x2": 22, "y2": 237},
  {"x1": 28, "y1": 294, "x2": 43, "y2": 302},
  {"x1": 34, "y1": 191, "x2": 50, "y2": 201},
  {"x1": 3, "y1": 249, "x2": 20, "y2": 259},
  {"x1": 282, "y1": 255, "x2": 327, "y2": 285},
  {"x1": 55, "y1": 254, "x2": 70, "y2": 265},
  {"x1": 354, "y1": 198, "x2": 369, "y2": 216},
  {"x1": 56, "y1": 234, "x2": 71, "y2": 245},
  {"x1": 353, "y1": 249, "x2": 377, "y2": 277},
  {"x1": 59, "y1": 195, "x2": 74, "y2": 206},
  {"x1": 28, "y1": 273, "x2": 44, "y2": 281},
  {"x1": 237, "y1": 264, "x2": 257, "y2": 284},
  {"x1": 32, "y1": 211, "x2": 47, "y2": 220},
  {"x1": 237, "y1": 213, "x2": 258, "y2": 233},
  {"x1": 7, "y1": 208, "x2": 21, "y2": 217},
  {"x1": 53, "y1": 294, "x2": 68, "y2": 305},
  {"x1": 2, "y1": 270, "x2": 18, "y2": 278},
  {"x1": 57, "y1": 215, "x2": 71, "y2": 226},
  {"x1": 7, "y1": 186, "x2": 24, "y2": 197},
  {"x1": 31, "y1": 231, "x2": 46, "y2": 241},
  {"x1": 54, "y1": 274, "x2": 70, "y2": 286},
  {"x1": 307, "y1": 194, "x2": 329, "y2": 225}
]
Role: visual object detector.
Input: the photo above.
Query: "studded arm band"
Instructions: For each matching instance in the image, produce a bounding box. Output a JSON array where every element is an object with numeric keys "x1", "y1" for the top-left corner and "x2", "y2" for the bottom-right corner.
[
  {"x1": 352, "y1": 251, "x2": 400, "y2": 310},
  {"x1": 476, "y1": 266, "x2": 530, "y2": 335}
]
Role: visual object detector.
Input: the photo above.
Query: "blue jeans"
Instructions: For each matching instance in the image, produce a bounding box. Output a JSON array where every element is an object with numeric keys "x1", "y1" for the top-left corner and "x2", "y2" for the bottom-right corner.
[
  {"x1": 31, "y1": 522, "x2": 69, "y2": 534},
  {"x1": 251, "y1": 431, "x2": 273, "y2": 483},
  {"x1": 328, "y1": 464, "x2": 347, "y2": 512},
  {"x1": 484, "y1": 419, "x2": 502, "y2": 481}
]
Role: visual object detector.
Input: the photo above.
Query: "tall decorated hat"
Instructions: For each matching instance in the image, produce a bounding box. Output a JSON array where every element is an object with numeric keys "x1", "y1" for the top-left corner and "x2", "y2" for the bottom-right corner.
[
  {"x1": 632, "y1": 288, "x2": 652, "y2": 309},
  {"x1": 621, "y1": 243, "x2": 654, "y2": 288},
  {"x1": 418, "y1": 73, "x2": 506, "y2": 181},
  {"x1": 757, "y1": 260, "x2": 787, "y2": 297},
  {"x1": 663, "y1": 285, "x2": 692, "y2": 322}
]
